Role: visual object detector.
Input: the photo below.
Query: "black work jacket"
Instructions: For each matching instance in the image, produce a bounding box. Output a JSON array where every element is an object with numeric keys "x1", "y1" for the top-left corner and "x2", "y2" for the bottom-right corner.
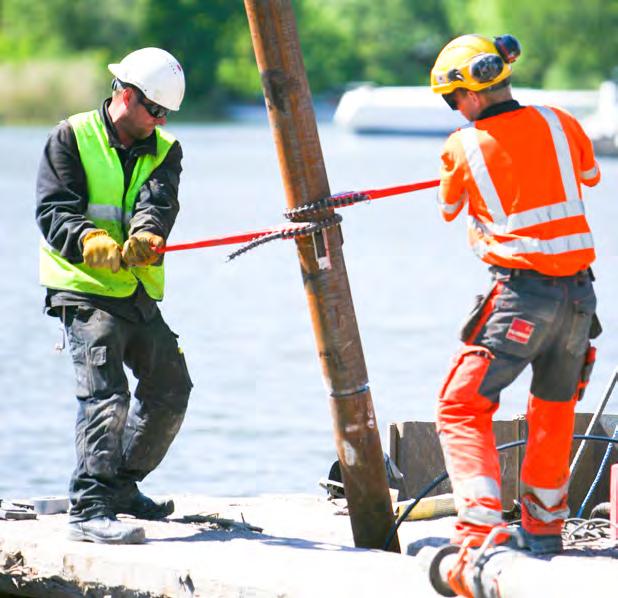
[{"x1": 35, "y1": 99, "x2": 183, "y2": 321}]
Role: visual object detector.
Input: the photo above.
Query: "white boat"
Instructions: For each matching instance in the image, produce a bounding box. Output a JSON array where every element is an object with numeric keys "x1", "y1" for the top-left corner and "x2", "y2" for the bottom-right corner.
[
  {"x1": 581, "y1": 81, "x2": 618, "y2": 156},
  {"x1": 333, "y1": 84, "x2": 466, "y2": 134},
  {"x1": 333, "y1": 83, "x2": 599, "y2": 136}
]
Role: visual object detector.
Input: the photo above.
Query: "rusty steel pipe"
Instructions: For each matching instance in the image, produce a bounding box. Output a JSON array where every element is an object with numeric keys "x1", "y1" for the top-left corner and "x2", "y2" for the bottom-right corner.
[{"x1": 244, "y1": 0, "x2": 400, "y2": 551}]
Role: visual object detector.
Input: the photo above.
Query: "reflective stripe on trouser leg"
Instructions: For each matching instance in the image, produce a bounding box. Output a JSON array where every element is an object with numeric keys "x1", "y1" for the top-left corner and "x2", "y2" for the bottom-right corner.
[
  {"x1": 437, "y1": 345, "x2": 504, "y2": 545},
  {"x1": 520, "y1": 393, "x2": 576, "y2": 534}
]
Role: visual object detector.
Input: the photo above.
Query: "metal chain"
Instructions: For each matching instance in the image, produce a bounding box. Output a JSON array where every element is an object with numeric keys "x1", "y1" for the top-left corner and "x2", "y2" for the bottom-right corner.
[
  {"x1": 227, "y1": 213, "x2": 343, "y2": 261},
  {"x1": 227, "y1": 189, "x2": 368, "y2": 260},
  {"x1": 284, "y1": 192, "x2": 369, "y2": 221},
  {"x1": 563, "y1": 517, "x2": 616, "y2": 549}
]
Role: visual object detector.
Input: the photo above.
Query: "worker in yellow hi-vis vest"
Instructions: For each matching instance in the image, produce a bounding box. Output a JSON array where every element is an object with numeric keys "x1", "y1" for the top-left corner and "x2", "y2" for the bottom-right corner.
[{"x1": 36, "y1": 48, "x2": 192, "y2": 545}]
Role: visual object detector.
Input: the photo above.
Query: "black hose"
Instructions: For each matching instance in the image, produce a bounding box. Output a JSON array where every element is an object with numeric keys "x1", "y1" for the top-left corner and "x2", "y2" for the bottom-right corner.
[
  {"x1": 382, "y1": 433, "x2": 618, "y2": 551},
  {"x1": 576, "y1": 425, "x2": 618, "y2": 517},
  {"x1": 590, "y1": 502, "x2": 611, "y2": 519}
]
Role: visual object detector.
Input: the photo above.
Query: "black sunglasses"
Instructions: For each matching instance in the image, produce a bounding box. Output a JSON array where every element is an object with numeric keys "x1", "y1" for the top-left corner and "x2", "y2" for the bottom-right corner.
[
  {"x1": 126, "y1": 86, "x2": 168, "y2": 118},
  {"x1": 113, "y1": 79, "x2": 171, "y2": 119},
  {"x1": 136, "y1": 93, "x2": 170, "y2": 119},
  {"x1": 443, "y1": 89, "x2": 465, "y2": 111}
]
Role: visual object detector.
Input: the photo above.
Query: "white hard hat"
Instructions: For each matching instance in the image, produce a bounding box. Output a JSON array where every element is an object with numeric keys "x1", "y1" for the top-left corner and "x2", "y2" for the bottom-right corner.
[{"x1": 108, "y1": 47, "x2": 185, "y2": 111}]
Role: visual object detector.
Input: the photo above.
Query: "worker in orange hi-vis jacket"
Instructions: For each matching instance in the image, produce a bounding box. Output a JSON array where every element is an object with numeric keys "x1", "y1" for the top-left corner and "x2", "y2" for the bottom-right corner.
[{"x1": 429, "y1": 33, "x2": 601, "y2": 596}]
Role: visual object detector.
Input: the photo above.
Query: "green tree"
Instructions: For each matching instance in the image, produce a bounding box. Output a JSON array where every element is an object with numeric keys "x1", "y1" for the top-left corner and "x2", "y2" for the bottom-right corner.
[
  {"x1": 0, "y1": 0, "x2": 144, "y2": 60},
  {"x1": 322, "y1": 0, "x2": 453, "y2": 86},
  {"x1": 295, "y1": 0, "x2": 363, "y2": 93},
  {"x1": 0, "y1": 0, "x2": 66, "y2": 58},
  {"x1": 215, "y1": 11, "x2": 262, "y2": 99},
  {"x1": 140, "y1": 0, "x2": 246, "y2": 107},
  {"x1": 213, "y1": 0, "x2": 365, "y2": 98},
  {"x1": 443, "y1": 0, "x2": 618, "y2": 89},
  {"x1": 1, "y1": 0, "x2": 614, "y2": 121}
]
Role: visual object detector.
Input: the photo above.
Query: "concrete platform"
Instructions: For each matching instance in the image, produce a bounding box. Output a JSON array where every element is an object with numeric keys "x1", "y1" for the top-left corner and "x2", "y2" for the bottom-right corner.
[{"x1": 0, "y1": 494, "x2": 616, "y2": 597}]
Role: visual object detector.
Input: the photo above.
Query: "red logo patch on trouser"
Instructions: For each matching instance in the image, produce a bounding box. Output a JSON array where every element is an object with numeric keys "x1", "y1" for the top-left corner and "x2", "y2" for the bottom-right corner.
[{"x1": 506, "y1": 318, "x2": 535, "y2": 344}]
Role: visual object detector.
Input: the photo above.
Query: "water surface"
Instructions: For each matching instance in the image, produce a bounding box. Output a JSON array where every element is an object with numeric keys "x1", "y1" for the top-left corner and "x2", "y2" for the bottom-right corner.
[{"x1": 1, "y1": 120, "x2": 616, "y2": 500}]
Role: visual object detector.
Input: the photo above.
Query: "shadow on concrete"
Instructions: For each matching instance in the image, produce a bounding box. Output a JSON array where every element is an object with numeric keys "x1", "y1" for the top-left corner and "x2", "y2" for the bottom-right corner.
[
  {"x1": 147, "y1": 527, "x2": 364, "y2": 553},
  {"x1": 406, "y1": 536, "x2": 450, "y2": 556}
]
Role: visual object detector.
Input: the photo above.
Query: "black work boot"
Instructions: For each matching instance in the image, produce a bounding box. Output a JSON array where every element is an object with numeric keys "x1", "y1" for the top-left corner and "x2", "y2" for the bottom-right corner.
[
  {"x1": 68, "y1": 516, "x2": 145, "y2": 544},
  {"x1": 520, "y1": 529, "x2": 563, "y2": 554},
  {"x1": 113, "y1": 491, "x2": 175, "y2": 520}
]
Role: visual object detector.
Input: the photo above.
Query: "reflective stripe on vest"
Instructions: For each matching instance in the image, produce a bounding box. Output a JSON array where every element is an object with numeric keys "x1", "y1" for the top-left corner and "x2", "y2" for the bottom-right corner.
[
  {"x1": 469, "y1": 217, "x2": 594, "y2": 258},
  {"x1": 85, "y1": 204, "x2": 132, "y2": 230},
  {"x1": 460, "y1": 106, "x2": 592, "y2": 263},
  {"x1": 581, "y1": 164, "x2": 599, "y2": 181},
  {"x1": 534, "y1": 106, "x2": 579, "y2": 202},
  {"x1": 438, "y1": 189, "x2": 467, "y2": 215},
  {"x1": 39, "y1": 110, "x2": 176, "y2": 300},
  {"x1": 460, "y1": 127, "x2": 507, "y2": 222}
]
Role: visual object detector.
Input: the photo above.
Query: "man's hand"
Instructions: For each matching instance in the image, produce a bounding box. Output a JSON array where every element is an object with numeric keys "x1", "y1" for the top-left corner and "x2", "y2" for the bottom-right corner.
[
  {"x1": 82, "y1": 229, "x2": 123, "y2": 273},
  {"x1": 122, "y1": 232, "x2": 165, "y2": 267}
]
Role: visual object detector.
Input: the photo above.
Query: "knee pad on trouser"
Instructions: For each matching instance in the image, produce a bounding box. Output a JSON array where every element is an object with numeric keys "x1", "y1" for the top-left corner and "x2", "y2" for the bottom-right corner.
[
  {"x1": 120, "y1": 399, "x2": 188, "y2": 481},
  {"x1": 134, "y1": 335, "x2": 193, "y2": 410},
  {"x1": 76, "y1": 393, "x2": 130, "y2": 479},
  {"x1": 437, "y1": 346, "x2": 503, "y2": 545},
  {"x1": 123, "y1": 337, "x2": 192, "y2": 480}
]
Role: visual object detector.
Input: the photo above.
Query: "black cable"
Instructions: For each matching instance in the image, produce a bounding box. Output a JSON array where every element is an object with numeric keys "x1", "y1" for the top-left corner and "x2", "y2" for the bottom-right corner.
[
  {"x1": 383, "y1": 433, "x2": 618, "y2": 551},
  {"x1": 576, "y1": 425, "x2": 618, "y2": 517}
]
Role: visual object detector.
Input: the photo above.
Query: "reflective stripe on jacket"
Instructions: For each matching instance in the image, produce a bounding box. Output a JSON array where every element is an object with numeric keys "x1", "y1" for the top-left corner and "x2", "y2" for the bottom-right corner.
[
  {"x1": 39, "y1": 110, "x2": 176, "y2": 300},
  {"x1": 438, "y1": 105, "x2": 600, "y2": 275}
]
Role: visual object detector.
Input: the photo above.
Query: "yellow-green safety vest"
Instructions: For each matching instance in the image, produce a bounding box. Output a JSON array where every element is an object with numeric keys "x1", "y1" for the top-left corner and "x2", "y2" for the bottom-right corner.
[{"x1": 39, "y1": 110, "x2": 176, "y2": 300}]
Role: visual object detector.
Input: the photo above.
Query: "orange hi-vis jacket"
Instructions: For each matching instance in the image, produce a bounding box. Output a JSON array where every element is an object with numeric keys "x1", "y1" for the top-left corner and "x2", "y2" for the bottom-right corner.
[{"x1": 438, "y1": 104, "x2": 601, "y2": 276}]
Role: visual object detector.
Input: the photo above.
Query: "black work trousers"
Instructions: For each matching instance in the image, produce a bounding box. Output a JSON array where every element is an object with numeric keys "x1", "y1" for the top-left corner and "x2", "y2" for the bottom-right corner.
[{"x1": 63, "y1": 306, "x2": 192, "y2": 522}]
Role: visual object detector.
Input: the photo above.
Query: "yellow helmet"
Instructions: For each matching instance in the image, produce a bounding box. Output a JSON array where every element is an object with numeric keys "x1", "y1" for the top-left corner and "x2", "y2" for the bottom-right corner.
[{"x1": 430, "y1": 34, "x2": 521, "y2": 95}]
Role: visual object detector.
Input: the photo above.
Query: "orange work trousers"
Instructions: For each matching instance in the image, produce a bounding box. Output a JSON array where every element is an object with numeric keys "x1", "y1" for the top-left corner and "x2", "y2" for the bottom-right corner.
[{"x1": 437, "y1": 266, "x2": 597, "y2": 545}]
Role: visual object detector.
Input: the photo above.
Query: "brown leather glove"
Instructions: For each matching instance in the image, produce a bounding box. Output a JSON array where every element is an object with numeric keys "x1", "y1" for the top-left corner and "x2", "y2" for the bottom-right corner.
[
  {"x1": 122, "y1": 232, "x2": 165, "y2": 267},
  {"x1": 82, "y1": 229, "x2": 123, "y2": 273}
]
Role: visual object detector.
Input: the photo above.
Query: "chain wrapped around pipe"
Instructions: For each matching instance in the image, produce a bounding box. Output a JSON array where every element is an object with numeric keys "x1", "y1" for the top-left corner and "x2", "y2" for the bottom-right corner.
[
  {"x1": 157, "y1": 178, "x2": 440, "y2": 259},
  {"x1": 227, "y1": 191, "x2": 351, "y2": 260},
  {"x1": 284, "y1": 179, "x2": 440, "y2": 221},
  {"x1": 228, "y1": 179, "x2": 440, "y2": 258},
  {"x1": 227, "y1": 213, "x2": 343, "y2": 261},
  {"x1": 284, "y1": 191, "x2": 368, "y2": 221},
  {"x1": 228, "y1": 188, "x2": 357, "y2": 260}
]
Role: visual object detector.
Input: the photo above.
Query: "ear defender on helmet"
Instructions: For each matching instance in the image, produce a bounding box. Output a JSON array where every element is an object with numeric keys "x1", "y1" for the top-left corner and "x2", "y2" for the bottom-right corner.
[
  {"x1": 468, "y1": 35, "x2": 521, "y2": 84},
  {"x1": 470, "y1": 53, "x2": 505, "y2": 84},
  {"x1": 494, "y1": 35, "x2": 521, "y2": 64}
]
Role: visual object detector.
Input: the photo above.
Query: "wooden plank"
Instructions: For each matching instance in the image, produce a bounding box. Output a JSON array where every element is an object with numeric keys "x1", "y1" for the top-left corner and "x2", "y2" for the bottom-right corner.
[
  {"x1": 389, "y1": 419, "x2": 520, "y2": 507},
  {"x1": 389, "y1": 413, "x2": 618, "y2": 516},
  {"x1": 390, "y1": 421, "x2": 451, "y2": 500},
  {"x1": 567, "y1": 413, "x2": 618, "y2": 516}
]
